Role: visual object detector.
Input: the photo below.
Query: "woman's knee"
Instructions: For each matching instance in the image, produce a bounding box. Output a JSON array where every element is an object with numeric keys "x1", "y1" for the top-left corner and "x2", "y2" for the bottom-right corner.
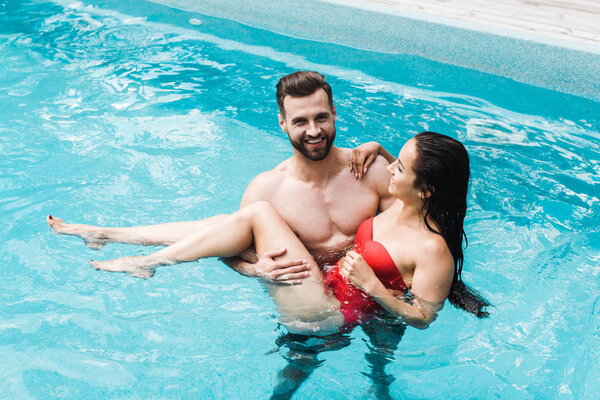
[{"x1": 244, "y1": 200, "x2": 279, "y2": 221}]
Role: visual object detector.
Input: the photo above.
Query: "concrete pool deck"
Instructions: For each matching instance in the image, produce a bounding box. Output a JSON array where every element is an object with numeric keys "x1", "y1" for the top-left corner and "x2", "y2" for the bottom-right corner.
[{"x1": 327, "y1": 0, "x2": 600, "y2": 49}]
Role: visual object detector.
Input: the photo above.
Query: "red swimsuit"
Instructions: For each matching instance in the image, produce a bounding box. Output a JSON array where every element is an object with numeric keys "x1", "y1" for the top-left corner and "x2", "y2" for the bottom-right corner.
[{"x1": 323, "y1": 217, "x2": 408, "y2": 327}]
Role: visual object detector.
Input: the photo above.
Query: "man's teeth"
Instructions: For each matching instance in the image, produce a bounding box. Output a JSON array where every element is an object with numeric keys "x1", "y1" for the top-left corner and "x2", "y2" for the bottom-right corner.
[{"x1": 307, "y1": 138, "x2": 322, "y2": 144}]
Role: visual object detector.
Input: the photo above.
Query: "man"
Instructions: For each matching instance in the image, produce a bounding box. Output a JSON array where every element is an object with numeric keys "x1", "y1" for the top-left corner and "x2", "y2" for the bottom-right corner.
[
  {"x1": 221, "y1": 71, "x2": 401, "y2": 400},
  {"x1": 47, "y1": 70, "x2": 401, "y2": 399},
  {"x1": 223, "y1": 71, "x2": 394, "y2": 284}
]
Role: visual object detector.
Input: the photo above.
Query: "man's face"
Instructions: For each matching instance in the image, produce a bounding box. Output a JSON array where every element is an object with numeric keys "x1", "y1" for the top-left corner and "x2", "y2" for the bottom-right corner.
[{"x1": 278, "y1": 89, "x2": 336, "y2": 162}]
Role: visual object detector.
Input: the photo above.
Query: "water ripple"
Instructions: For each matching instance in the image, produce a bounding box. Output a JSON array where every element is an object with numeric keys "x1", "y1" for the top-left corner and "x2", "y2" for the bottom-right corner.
[{"x1": 0, "y1": 0, "x2": 599, "y2": 398}]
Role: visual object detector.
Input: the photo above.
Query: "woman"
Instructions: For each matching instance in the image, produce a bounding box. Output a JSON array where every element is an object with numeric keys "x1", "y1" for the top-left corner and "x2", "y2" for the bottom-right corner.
[{"x1": 47, "y1": 131, "x2": 489, "y2": 334}]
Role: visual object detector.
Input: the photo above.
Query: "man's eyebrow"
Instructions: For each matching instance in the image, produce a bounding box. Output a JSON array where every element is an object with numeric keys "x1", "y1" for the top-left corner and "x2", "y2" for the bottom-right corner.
[{"x1": 291, "y1": 117, "x2": 307, "y2": 124}]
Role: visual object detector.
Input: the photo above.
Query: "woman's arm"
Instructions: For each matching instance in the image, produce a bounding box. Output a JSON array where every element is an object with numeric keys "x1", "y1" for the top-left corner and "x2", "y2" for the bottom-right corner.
[
  {"x1": 349, "y1": 141, "x2": 397, "y2": 179},
  {"x1": 340, "y1": 245, "x2": 453, "y2": 329},
  {"x1": 361, "y1": 279, "x2": 444, "y2": 329}
]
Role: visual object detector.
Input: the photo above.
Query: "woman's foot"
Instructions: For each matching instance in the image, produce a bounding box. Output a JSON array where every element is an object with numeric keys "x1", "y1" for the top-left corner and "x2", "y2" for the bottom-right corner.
[
  {"x1": 90, "y1": 256, "x2": 156, "y2": 279},
  {"x1": 46, "y1": 215, "x2": 109, "y2": 249}
]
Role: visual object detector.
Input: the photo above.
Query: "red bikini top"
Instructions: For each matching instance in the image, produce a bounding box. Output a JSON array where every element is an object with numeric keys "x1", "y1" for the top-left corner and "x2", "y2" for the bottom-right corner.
[{"x1": 354, "y1": 217, "x2": 408, "y2": 291}]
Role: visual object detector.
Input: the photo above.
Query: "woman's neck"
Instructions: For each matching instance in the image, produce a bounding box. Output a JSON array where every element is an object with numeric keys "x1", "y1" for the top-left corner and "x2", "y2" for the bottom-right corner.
[{"x1": 386, "y1": 199, "x2": 422, "y2": 228}]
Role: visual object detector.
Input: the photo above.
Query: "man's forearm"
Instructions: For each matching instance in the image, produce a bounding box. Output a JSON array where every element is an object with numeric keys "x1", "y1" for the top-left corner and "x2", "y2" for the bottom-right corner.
[
  {"x1": 220, "y1": 256, "x2": 258, "y2": 277},
  {"x1": 220, "y1": 247, "x2": 310, "y2": 284}
]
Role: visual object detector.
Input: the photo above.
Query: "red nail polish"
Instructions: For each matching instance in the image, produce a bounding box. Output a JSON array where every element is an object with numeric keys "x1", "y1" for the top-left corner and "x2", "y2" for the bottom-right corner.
[{"x1": 48, "y1": 215, "x2": 53, "y2": 219}]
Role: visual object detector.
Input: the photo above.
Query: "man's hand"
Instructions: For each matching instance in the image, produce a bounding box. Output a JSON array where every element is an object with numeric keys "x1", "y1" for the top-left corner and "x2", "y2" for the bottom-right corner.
[
  {"x1": 254, "y1": 248, "x2": 311, "y2": 285},
  {"x1": 349, "y1": 141, "x2": 381, "y2": 180}
]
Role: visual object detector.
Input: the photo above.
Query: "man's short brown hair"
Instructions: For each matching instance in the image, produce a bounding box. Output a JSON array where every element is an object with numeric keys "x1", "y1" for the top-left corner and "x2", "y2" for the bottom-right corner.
[{"x1": 276, "y1": 71, "x2": 333, "y2": 118}]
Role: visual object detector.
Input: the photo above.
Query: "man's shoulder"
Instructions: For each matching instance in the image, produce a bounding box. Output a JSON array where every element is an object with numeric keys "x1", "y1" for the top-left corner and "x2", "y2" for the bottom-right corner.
[
  {"x1": 242, "y1": 164, "x2": 282, "y2": 205},
  {"x1": 344, "y1": 145, "x2": 389, "y2": 181},
  {"x1": 336, "y1": 147, "x2": 387, "y2": 171},
  {"x1": 245, "y1": 159, "x2": 291, "y2": 197},
  {"x1": 332, "y1": 146, "x2": 388, "y2": 186},
  {"x1": 334, "y1": 146, "x2": 353, "y2": 161},
  {"x1": 365, "y1": 154, "x2": 391, "y2": 178},
  {"x1": 251, "y1": 159, "x2": 290, "y2": 185}
]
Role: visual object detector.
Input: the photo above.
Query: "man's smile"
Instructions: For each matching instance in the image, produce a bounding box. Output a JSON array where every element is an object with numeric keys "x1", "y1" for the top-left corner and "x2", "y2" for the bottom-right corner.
[{"x1": 305, "y1": 137, "x2": 326, "y2": 147}]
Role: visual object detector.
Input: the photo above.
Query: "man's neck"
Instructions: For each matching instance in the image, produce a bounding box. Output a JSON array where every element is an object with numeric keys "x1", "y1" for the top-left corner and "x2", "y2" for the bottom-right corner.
[{"x1": 289, "y1": 146, "x2": 345, "y2": 183}]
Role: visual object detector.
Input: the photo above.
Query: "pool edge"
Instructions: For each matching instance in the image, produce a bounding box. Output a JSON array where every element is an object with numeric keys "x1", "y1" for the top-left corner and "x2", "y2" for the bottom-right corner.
[{"x1": 145, "y1": 0, "x2": 600, "y2": 103}]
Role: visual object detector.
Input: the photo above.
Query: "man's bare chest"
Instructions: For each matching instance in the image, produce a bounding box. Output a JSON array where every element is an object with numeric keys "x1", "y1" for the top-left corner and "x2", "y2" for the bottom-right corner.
[{"x1": 270, "y1": 183, "x2": 379, "y2": 247}]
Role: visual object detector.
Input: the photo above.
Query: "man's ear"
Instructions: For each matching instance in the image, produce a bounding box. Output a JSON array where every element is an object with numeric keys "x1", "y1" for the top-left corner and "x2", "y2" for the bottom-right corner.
[
  {"x1": 332, "y1": 105, "x2": 337, "y2": 123},
  {"x1": 278, "y1": 113, "x2": 287, "y2": 133}
]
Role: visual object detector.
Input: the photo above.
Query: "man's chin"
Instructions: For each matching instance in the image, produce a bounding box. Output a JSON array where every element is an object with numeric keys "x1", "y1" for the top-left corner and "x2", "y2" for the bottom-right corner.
[
  {"x1": 290, "y1": 136, "x2": 334, "y2": 161},
  {"x1": 305, "y1": 149, "x2": 330, "y2": 161},
  {"x1": 295, "y1": 143, "x2": 330, "y2": 161}
]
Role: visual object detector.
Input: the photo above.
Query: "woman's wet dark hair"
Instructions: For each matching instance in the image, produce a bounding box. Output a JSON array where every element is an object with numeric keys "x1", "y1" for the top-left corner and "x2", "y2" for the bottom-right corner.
[{"x1": 412, "y1": 131, "x2": 490, "y2": 318}]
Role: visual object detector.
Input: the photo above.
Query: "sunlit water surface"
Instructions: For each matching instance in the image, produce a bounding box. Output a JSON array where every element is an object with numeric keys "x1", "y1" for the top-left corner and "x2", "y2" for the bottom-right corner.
[{"x1": 1, "y1": 0, "x2": 599, "y2": 398}]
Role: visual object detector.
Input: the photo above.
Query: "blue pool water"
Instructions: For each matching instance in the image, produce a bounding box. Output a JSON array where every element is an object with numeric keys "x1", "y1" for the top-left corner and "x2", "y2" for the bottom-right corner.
[{"x1": 1, "y1": 0, "x2": 599, "y2": 398}]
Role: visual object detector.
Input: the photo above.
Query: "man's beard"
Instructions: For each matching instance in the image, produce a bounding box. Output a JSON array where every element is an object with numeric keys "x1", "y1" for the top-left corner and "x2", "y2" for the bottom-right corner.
[{"x1": 288, "y1": 129, "x2": 336, "y2": 161}]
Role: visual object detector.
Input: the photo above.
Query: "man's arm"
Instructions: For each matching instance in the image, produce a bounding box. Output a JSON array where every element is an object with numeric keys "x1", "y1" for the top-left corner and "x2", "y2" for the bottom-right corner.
[
  {"x1": 220, "y1": 247, "x2": 259, "y2": 276},
  {"x1": 220, "y1": 172, "x2": 310, "y2": 284},
  {"x1": 220, "y1": 247, "x2": 309, "y2": 285}
]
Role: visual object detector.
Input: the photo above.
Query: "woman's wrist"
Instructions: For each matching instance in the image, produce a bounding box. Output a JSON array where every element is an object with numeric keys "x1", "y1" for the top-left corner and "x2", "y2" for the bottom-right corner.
[
  {"x1": 374, "y1": 141, "x2": 383, "y2": 154},
  {"x1": 363, "y1": 278, "x2": 387, "y2": 297}
]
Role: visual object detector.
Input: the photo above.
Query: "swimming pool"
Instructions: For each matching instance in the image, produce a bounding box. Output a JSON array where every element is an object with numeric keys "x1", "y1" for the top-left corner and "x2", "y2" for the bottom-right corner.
[{"x1": 1, "y1": 0, "x2": 599, "y2": 398}]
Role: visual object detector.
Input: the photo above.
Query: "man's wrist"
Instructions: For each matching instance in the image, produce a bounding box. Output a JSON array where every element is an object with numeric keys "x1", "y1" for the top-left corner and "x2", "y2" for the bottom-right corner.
[
  {"x1": 221, "y1": 256, "x2": 258, "y2": 278},
  {"x1": 239, "y1": 259, "x2": 259, "y2": 278}
]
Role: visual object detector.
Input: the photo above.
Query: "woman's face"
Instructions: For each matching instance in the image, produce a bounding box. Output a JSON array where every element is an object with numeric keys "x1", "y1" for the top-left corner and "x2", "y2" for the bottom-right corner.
[{"x1": 386, "y1": 138, "x2": 422, "y2": 203}]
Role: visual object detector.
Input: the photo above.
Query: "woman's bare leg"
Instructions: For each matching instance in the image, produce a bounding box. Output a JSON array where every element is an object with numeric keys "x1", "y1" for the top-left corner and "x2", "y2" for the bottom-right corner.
[
  {"x1": 46, "y1": 215, "x2": 228, "y2": 249},
  {"x1": 91, "y1": 201, "x2": 344, "y2": 333},
  {"x1": 90, "y1": 201, "x2": 315, "y2": 276}
]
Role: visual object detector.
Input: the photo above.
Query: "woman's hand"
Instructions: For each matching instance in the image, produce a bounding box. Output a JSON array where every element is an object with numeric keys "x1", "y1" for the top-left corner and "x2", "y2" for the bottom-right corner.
[
  {"x1": 339, "y1": 250, "x2": 381, "y2": 293},
  {"x1": 341, "y1": 251, "x2": 447, "y2": 330},
  {"x1": 349, "y1": 142, "x2": 381, "y2": 180}
]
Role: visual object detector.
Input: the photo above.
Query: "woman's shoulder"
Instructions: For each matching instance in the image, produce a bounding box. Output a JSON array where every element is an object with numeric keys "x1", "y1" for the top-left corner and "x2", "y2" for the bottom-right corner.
[
  {"x1": 416, "y1": 231, "x2": 453, "y2": 268},
  {"x1": 422, "y1": 230, "x2": 448, "y2": 250}
]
